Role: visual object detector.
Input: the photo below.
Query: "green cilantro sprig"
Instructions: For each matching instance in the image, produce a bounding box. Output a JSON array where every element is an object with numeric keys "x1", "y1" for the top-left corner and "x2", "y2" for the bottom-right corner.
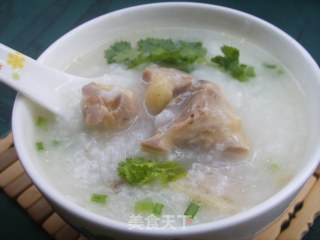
[
  {"x1": 105, "y1": 38, "x2": 207, "y2": 72},
  {"x1": 105, "y1": 38, "x2": 255, "y2": 81},
  {"x1": 211, "y1": 45, "x2": 255, "y2": 82},
  {"x1": 117, "y1": 156, "x2": 187, "y2": 185}
]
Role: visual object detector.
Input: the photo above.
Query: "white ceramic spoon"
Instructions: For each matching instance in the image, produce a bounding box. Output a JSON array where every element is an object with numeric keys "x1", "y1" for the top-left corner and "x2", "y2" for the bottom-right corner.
[{"x1": 0, "y1": 43, "x2": 89, "y2": 115}]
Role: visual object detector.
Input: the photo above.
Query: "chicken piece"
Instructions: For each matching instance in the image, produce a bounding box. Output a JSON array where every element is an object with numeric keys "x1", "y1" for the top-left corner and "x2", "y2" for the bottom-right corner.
[
  {"x1": 82, "y1": 82, "x2": 136, "y2": 129},
  {"x1": 143, "y1": 67, "x2": 193, "y2": 114},
  {"x1": 141, "y1": 81, "x2": 250, "y2": 155}
]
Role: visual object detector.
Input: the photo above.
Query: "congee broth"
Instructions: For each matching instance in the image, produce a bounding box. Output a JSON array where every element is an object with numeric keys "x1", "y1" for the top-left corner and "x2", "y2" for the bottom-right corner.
[{"x1": 34, "y1": 27, "x2": 308, "y2": 227}]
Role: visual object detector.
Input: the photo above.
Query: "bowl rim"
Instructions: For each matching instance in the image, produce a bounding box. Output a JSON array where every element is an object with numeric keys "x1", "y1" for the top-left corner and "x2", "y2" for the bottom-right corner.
[{"x1": 12, "y1": 1, "x2": 320, "y2": 237}]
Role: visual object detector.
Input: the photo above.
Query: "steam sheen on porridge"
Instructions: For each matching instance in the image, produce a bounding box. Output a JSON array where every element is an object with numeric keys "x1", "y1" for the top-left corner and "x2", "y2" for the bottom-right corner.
[{"x1": 34, "y1": 28, "x2": 308, "y2": 227}]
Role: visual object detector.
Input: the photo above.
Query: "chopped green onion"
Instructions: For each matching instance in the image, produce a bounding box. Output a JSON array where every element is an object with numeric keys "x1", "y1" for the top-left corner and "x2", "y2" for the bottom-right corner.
[
  {"x1": 269, "y1": 163, "x2": 279, "y2": 171},
  {"x1": 266, "y1": 161, "x2": 280, "y2": 172},
  {"x1": 263, "y1": 62, "x2": 284, "y2": 74},
  {"x1": 184, "y1": 202, "x2": 200, "y2": 219},
  {"x1": 134, "y1": 201, "x2": 165, "y2": 216},
  {"x1": 52, "y1": 140, "x2": 60, "y2": 146},
  {"x1": 153, "y1": 202, "x2": 164, "y2": 217},
  {"x1": 135, "y1": 201, "x2": 154, "y2": 214},
  {"x1": 36, "y1": 116, "x2": 48, "y2": 127},
  {"x1": 36, "y1": 141, "x2": 45, "y2": 151},
  {"x1": 91, "y1": 193, "x2": 108, "y2": 204},
  {"x1": 263, "y1": 63, "x2": 277, "y2": 69}
]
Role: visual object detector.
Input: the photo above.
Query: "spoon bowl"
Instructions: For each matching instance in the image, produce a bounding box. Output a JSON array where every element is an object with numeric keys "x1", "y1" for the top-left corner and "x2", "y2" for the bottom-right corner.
[{"x1": 0, "y1": 43, "x2": 93, "y2": 115}]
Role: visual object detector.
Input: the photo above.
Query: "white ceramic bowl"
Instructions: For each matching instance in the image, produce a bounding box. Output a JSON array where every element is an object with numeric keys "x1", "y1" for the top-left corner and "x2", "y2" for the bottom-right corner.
[{"x1": 12, "y1": 3, "x2": 320, "y2": 240}]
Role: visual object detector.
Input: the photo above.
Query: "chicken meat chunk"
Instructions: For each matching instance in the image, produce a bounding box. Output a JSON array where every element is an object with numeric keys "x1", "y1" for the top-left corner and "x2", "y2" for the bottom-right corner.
[
  {"x1": 82, "y1": 82, "x2": 137, "y2": 129},
  {"x1": 141, "y1": 80, "x2": 250, "y2": 155}
]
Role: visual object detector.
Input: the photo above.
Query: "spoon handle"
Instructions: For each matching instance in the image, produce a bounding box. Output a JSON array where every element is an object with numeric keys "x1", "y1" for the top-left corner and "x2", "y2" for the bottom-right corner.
[{"x1": 0, "y1": 43, "x2": 69, "y2": 114}]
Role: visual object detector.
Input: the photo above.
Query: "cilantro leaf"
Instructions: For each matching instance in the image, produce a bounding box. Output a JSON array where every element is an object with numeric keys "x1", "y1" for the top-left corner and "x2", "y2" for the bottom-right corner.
[
  {"x1": 137, "y1": 38, "x2": 176, "y2": 54},
  {"x1": 117, "y1": 157, "x2": 187, "y2": 185},
  {"x1": 104, "y1": 39, "x2": 255, "y2": 82},
  {"x1": 105, "y1": 38, "x2": 207, "y2": 72},
  {"x1": 105, "y1": 41, "x2": 141, "y2": 67},
  {"x1": 105, "y1": 41, "x2": 130, "y2": 63},
  {"x1": 177, "y1": 41, "x2": 207, "y2": 64},
  {"x1": 221, "y1": 45, "x2": 239, "y2": 59},
  {"x1": 211, "y1": 45, "x2": 255, "y2": 82}
]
